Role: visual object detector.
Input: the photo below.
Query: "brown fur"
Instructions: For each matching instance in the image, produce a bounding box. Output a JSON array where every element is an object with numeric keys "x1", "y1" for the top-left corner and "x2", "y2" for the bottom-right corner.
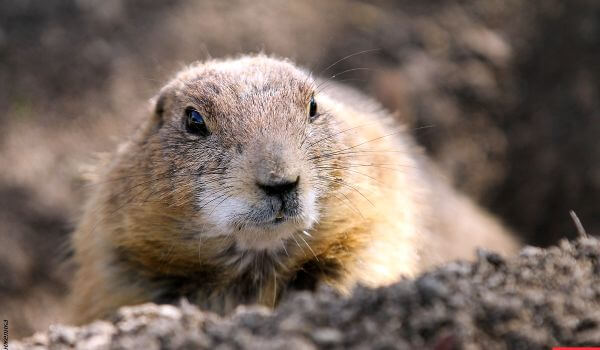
[{"x1": 69, "y1": 55, "x2": 519, "y2": 324}]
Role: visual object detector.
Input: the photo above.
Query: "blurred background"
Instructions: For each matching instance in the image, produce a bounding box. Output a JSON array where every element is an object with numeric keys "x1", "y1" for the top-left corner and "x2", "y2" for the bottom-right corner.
[{"x1": 1, "y1": 0, "x2": 599, "y2": 338}]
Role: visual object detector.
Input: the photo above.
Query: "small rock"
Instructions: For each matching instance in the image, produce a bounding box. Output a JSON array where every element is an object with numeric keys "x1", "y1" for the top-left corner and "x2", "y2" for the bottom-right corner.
[{"x1": 311, "y1": 328, "x2": 343, "y2": 345}]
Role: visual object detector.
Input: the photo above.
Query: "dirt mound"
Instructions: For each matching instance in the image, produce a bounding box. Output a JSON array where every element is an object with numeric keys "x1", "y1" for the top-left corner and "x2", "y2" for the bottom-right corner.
[{"x1": 12, "y1": 237, "x2": 600, "y2": 349}]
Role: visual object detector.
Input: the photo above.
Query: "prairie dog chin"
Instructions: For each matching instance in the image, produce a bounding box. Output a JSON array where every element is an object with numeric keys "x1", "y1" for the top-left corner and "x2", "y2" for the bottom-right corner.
[{"x1": 69, "y1": 54, "x2": 519, "y2": 324}]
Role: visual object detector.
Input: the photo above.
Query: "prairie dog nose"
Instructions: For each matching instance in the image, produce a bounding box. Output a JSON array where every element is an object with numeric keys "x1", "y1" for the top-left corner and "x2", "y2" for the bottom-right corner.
[
  {"x1": 252, "y1": 140, "x2": 301, "y2": 197},
  {"x1": 257, "y1": 176, "x2": 300, "y2": 197}
]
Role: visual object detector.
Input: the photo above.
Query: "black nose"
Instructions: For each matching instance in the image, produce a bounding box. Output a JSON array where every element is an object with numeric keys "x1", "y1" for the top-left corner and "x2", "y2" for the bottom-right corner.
[{"x1": 257, "y1": 176, "x2": 299, "y2": 197}]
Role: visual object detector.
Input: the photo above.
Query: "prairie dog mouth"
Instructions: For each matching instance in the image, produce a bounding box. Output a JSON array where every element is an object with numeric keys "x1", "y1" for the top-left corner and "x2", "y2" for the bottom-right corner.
[
  {"x1": 245, "y1": 203, "x2": 301, "y2": 226},
  {"x1": 205, "y1": 191, "x2": 318, "y2": 250},
  {"x1": 272, "y1": 210, "x2": 286, "y2": 223},
  {"x1": 255, "y1": 210, "x2": 295, "y2": 226}
]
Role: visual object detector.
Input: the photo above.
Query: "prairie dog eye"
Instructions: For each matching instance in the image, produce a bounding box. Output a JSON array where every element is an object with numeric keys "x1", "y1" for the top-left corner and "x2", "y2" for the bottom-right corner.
[
  {"x1": 185, "y1": 107, "x2": 209, "y2": 136},
  {"x1": 308, "y1": 96, "x2": 318, "y2": 121}
]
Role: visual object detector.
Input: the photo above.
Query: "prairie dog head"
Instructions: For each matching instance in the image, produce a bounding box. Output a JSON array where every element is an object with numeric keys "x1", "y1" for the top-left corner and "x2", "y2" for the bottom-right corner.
[{"x1": 141, "y1": 56, "x2": 344, "y2": 252}]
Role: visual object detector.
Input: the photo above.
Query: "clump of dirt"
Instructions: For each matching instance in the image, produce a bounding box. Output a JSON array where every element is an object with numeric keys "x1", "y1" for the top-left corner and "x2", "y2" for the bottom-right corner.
[{"x1": 12, "y1": 237, "x2": 600, "y2": 349}]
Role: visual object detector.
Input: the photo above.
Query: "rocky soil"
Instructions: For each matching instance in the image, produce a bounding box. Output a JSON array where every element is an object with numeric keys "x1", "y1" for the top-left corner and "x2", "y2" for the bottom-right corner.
[{"x1": 12, "y1": 237, "x2": 600, "y2": 350}]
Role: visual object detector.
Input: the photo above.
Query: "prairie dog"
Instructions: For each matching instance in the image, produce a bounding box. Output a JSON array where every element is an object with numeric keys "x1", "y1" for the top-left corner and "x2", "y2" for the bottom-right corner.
[{"x1": 69, "y1": 55, "x2": 519, "y2": 324}]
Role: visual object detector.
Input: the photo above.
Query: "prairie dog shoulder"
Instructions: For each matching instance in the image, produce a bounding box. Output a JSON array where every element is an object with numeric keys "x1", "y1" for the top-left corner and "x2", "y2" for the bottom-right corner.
[{"x1": 69, "y1": 55, "x2": 519, "y2": 324}]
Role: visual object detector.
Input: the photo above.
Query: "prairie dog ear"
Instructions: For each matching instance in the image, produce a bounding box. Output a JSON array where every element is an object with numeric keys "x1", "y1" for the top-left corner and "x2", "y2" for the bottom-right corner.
[
  {"x1": 147, "y1": 86, "x2": 174, "y2": 132},
  {"x1": 152, "y1": 93, "x2": 167, "y2": 127},
  {"x1": 141, "y1": 92, "x2": 169, "y2": 137}
]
